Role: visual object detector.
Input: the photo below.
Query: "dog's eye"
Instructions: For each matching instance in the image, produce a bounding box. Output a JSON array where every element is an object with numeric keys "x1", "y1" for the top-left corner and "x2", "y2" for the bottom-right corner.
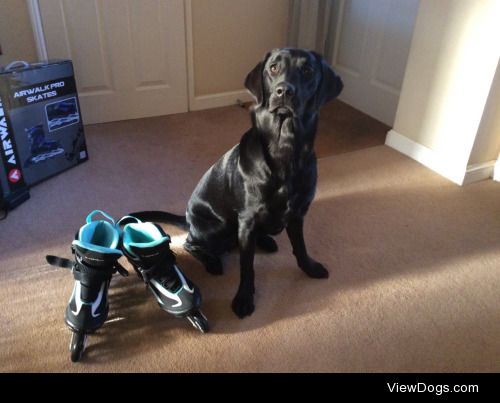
[
  {"x1": 270, "y1": 64, "x2": 280, "y2": 75},
  {"x1": 302, "y1": 65, "x2": 314, "y2": 76}
]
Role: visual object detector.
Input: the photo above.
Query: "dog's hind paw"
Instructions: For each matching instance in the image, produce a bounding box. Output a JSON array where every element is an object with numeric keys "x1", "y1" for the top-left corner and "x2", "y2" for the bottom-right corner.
[
  {"x1": 205, "y1": 259, "x2": 223, "y2": 275},
  {"x1": 301, "y1": 258, "x2": 329, "y2": 279},
  {"x1": 256, "y1": 234, "x2": 278, "y2": 253},
  {"x1": 232, "y1": 292, "x2": 255, "y2": 318}
]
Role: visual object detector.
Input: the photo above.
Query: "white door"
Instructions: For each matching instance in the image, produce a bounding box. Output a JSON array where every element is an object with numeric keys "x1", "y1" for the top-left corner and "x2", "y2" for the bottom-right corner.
[
  {"x1": 38, "y1": 0, "x2": 188, "y2": 124},
  {"x1": 332, "y1": 0, "x2": 419, "y2": 125}
]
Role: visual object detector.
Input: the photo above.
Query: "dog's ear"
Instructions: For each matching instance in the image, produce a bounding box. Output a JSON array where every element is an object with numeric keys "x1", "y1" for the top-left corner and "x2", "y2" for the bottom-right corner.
[
  {"x1": 312, "y1": 52, "x2": 343, "y2": 108},
  {"x1": 245, "y1": 52, "x2": 271, "y2": 105}
]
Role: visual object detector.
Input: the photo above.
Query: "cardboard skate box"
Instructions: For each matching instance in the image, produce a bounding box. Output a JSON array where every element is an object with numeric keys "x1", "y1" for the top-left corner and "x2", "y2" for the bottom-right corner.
[{"x1": 0, "y1": 59, "x2": 88, "y2": 212}]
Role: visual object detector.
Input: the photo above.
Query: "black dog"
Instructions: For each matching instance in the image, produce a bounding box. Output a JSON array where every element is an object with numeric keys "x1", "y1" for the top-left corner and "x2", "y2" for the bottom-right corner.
[{"x1": 132, "y1": 48, "x2": 343, "y2": 318}]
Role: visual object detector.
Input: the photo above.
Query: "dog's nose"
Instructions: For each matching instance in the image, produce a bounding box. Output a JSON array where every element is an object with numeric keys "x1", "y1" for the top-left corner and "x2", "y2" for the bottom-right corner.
[{"x1": 275, "y1": 82, "x2": 295, "y2": 98}]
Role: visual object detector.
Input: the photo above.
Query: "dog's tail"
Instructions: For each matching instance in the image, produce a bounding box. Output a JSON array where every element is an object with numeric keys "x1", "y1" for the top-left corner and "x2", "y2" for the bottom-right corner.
[{"x1": 127, "y1": 210, "x2": 188, "y2": 229}]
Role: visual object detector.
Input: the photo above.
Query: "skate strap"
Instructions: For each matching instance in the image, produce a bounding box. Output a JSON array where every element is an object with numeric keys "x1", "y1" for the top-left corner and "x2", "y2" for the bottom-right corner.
[
  {"x1": 116, "y1": 215, "x2": 141, "y2": 227},
  {"x1": 46, "y1": 255, "x2": 73, "y2": 269},
  {"x1": 45, "y1": 255, "x2": 129, "y2": 278},
  {"x1": 134, "y1": 248, "x2": 177, "y2": 284},
  {"x1": 114, "y1": 262, "x2": 130, "y2": 277},
  {"x1": 136, "y1": 262, "x2": 162, "y2": 284},
  {"x1": 86, "y1": 210, "x2": 116, "y2": 225},
  {"x1": 74, "y1": 261, "x2": 129, "y2": 280}
]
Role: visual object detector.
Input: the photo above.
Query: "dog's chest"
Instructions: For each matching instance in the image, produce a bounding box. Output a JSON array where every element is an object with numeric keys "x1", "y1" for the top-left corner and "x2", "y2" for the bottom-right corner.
[{"x1": 257, "y1": 181, "x2": 299, "y2": 234}]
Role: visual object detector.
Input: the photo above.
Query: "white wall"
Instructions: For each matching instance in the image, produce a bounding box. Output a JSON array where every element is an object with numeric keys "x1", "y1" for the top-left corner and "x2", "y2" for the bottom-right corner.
[
  {"x1": 386, "y1": 0, "x2": 500, "y2": 185},
  {"x1": 468, "y1": 62, "x2": 500, "y2": 166},
  {"x1": 0, "y1": 0, "x2": 37, "y2": 66}
]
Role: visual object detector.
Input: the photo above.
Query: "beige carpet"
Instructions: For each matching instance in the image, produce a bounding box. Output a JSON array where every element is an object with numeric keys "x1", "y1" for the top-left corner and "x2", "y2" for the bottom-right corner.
[{"x1": 0, "y1": 105, "x2": 499, "y2": 372}]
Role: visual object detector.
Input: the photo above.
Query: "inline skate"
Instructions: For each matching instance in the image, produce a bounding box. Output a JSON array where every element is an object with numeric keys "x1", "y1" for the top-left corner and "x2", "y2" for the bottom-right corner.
[
  {"x1": 119, "y1": 216, "x2": 209, "y2": 333},
  {"x1": 25, "y1": 124, "x2": 64, "y2": 166},
  {"x1": 46, "y1": 210, "x2": 128, "y2": 362}
]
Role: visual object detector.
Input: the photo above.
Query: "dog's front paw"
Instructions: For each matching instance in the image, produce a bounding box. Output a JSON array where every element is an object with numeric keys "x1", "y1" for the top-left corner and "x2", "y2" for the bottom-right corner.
[
  {"x1": 231, "y1": 292, "x2": 255, "y2": 318},
  {"x1": 256, "y1": 234, "x2": 278, "y2": 253},
  {"x1": 301, "y1": 258, "x2": 329, "y2": 279}
]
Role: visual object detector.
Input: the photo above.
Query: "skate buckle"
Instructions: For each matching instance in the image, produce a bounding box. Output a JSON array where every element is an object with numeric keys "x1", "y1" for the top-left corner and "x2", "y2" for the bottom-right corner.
[{"x1": 114, "y1": 263, "x2": 129, "y2": 277}]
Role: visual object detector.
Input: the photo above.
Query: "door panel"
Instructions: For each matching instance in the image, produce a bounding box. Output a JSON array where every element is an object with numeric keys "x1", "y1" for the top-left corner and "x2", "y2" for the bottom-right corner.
[
  {"x1": 332, "y1": 0, "x2": 419, "y2": 125},
  {"x1": 39, "y1": 0, "x2": 188, "y2": 124},
  {"x1": 335, "y1": 1, "x2": 368, "y2": 76}
]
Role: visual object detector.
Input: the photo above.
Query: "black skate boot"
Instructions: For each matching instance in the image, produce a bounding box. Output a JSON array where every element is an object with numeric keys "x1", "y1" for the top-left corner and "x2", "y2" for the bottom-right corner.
[
  {"x1": 25, "y1": 124, "x2": 64, "y2": 166},
  {"x1": 46, "y1": 210, "x2": 128, "y2": 362},
  {"x1": 118, "y1": 216, "x2": 209, "y2": 333}
]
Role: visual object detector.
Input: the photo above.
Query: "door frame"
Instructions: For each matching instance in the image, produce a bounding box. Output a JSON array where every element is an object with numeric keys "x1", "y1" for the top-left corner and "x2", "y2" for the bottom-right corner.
[{"x1": 26, "y1": 0, "x2": 48, "y2": 61}]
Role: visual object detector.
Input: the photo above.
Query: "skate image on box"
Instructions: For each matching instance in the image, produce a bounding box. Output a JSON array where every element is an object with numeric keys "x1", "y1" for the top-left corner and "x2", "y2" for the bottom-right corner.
[
  {"x1": 45, "y1": 97, "x2": 79, "y2": 132},
  {"x1": 24, "y1": 124, "x2": 65, "y2": 166}
]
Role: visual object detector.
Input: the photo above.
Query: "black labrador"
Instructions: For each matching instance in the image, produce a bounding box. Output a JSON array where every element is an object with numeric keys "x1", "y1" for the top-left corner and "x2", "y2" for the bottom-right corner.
[{"x1": 132, "y1": 48, "x2": 343, "y2": 318}]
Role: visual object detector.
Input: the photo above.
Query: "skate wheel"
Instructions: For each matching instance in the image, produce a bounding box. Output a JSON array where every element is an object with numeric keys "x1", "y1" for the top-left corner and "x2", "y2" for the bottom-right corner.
[
  {"x1": 186, "y1": 310, "x2": 210, "y2": 333},
  {"x1": 70, "y1": 332, "x2": 87, "y2": 362}
]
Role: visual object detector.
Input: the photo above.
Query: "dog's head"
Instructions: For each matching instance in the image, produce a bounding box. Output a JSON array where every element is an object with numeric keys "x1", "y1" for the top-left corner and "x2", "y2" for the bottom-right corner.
[{"x1": 245, "y1": 48, "x2": 343, "y2": 117}]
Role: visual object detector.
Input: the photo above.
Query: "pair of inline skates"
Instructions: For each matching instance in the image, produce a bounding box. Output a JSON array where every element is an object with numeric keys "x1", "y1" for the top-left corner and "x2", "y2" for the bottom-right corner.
[{"x1": 46, "y1": 210, "x2": 208, "y2": 362}]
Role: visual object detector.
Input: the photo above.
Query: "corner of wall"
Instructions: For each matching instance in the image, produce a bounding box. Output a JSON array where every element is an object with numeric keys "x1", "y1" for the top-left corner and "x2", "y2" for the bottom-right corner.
[
  {"x1": 385, "y1": 129, "x2": 466, "y2": 185},
  {"x1": 494, "y1": 158, "x2": 500, "y2": 182}
]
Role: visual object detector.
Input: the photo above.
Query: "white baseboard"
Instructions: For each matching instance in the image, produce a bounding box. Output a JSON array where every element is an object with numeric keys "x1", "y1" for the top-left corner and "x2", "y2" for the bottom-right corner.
[
  {"x1": 463, "y1": 160, "x2": 496, "y2": 185},
  {"x1": 386, "y1": 130, "x2": 498, "y2": 185},
  {"x1": 189, "y1": 90, "x2": 253, "y2": 111},
  {"x1": 385, "y1": 129, "x2": 466, "y2": 185}
]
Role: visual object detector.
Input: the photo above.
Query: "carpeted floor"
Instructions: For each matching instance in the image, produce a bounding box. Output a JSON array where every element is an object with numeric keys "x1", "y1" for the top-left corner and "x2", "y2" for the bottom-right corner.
[{"x1": 0, "y1": 102, "x2": 499, "y2": 372}]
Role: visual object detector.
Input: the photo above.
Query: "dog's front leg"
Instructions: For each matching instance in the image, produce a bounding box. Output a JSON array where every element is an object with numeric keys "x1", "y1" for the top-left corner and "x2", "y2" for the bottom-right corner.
[
  {"x1": 286, "y1": 216, "x2": 329, "y2": 279},
  {"x1": 232, "y1": 218, "x2": 257, "y2": 318}
]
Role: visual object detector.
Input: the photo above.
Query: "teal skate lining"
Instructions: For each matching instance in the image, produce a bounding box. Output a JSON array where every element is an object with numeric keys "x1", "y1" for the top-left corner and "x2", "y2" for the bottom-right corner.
[
  {"x1": 122, "y1": 222, "x2": 169, "y2": 256},
  {"x1": 72, "y1": 220, "x2": 122, "y2": 255}
]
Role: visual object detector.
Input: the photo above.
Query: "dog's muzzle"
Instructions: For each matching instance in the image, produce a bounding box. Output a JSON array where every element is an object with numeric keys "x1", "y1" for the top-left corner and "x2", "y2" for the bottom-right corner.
[{"x1": 270, "y1": 82, "x2": 296, "y2": 116}]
